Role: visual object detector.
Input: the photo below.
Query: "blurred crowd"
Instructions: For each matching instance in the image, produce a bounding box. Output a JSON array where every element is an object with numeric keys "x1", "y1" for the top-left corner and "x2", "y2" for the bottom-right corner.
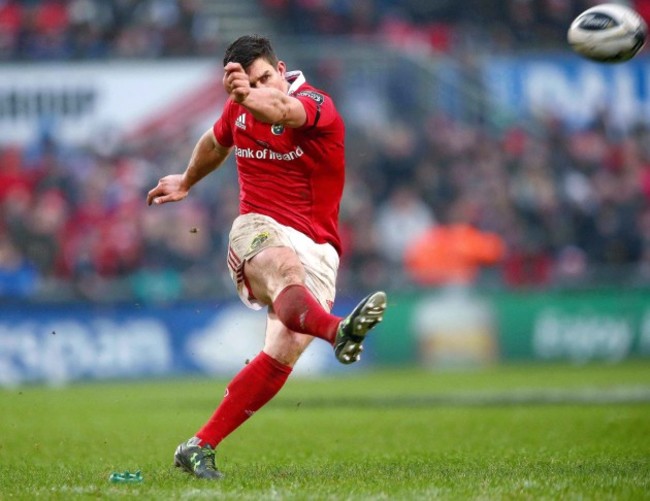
[
  {"x1": 262, "y1": 0, "x2": 650, "y2": 53},
  {"x1": 3, "y1": 0, "x2": 649, "y2": 61},
  {"x1": 3, "y1": 108, "x2": 650, "y2": 302},
  {"x1": 0, "y1": 0, "x2": 219, "y2": 60},
  {"x1": 1, "y1": 0, "x2": 650, "y2": 302}
]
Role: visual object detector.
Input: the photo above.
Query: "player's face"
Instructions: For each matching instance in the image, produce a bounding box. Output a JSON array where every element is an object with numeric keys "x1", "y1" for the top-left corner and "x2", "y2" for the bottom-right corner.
[{"x1": 246, "y1": 58, "x2": 287, "y2": 93}]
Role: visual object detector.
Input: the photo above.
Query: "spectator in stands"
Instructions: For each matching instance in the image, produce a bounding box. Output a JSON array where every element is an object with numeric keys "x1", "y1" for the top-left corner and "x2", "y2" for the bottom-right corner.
[
  {"x1": 0, "y1": 234, "x2": 39, "y2": 297},
  {"x1": 375, "y1": 183, "x2": 436, "y2": 266},
  {"x1": 404, "y1": 197, "x2": 505, "y2": 286}
]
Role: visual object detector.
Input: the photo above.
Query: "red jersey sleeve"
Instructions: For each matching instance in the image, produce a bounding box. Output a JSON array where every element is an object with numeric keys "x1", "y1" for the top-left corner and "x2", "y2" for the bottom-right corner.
[
  {"x1": 213, "y1": 99, "x2": 235, "y2": 147},
  {"x1": 294, "y1": 89, "x2": 337, "y2": 129}
]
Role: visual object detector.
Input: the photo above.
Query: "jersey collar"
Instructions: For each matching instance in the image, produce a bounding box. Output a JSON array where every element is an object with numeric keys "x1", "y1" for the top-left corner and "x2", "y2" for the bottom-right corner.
[{"x1": 285, "y1": 71, "x2": 305, "y2": 95}]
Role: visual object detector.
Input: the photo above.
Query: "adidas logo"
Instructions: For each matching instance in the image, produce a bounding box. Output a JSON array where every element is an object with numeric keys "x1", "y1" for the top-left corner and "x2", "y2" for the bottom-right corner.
[{"x1": 235, "y1": 113, "x2": 246, "y2": 130}]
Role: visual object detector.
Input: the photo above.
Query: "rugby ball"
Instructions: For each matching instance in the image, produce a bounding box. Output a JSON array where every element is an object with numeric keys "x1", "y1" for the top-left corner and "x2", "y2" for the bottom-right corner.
[{"x1": 567, "y1": 3, "x2": 647, "y2": 63}]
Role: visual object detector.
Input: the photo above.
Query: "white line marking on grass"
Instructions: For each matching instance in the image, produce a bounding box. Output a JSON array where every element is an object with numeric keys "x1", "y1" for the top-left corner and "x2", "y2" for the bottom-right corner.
[
  {"x1": 288, "y1": 386, "x2": 650, "y2": 408},
  {"x1": 443, "y1": 385, "x2": 650, "y2": 405}
]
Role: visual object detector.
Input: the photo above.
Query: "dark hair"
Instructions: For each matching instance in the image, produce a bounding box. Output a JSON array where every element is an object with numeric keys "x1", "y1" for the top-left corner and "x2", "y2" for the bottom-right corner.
[{"x1": 223, "y1": 35, "x2": 279, "y2": 69}]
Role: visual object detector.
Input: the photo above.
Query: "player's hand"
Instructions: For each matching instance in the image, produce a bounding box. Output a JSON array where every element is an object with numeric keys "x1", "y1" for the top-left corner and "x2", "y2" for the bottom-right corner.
[
  {"x1": 223, "y1": 62, "x2": 250, "y2": 104},
  {"x1": 146, "y1": 174, "x2": 190, "y2": 206}
]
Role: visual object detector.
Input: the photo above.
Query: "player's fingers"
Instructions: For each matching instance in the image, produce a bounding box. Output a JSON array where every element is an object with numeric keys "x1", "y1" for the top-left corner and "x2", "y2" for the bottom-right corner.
[
  {"x1": 150, "y1": 194, "x2": 171, "y2": 205},
  {"x1": 228, "y1": 72, "x2": 247, "y2": 85},
  {"x1": 146, "y1": 186, "x2": 162, "y2": 206},
  {"x1": 147, "y1": 180, "x2": 174, "y2": 205},
  {"x1": 222, "y1": 74, "x2": 233, "y2": 94},
  {"x1": 154, "y1": 189, "x2": 189, "y2": 206},
  {"x1": 224, "y1": 72, "x2": 245, "y2": 94},
  {"x1": 224, "y1": 62, "x2": 244, "y2": 73},
  {"x1": 231, "y1": 75, "x2": 250, "y2": 91}
]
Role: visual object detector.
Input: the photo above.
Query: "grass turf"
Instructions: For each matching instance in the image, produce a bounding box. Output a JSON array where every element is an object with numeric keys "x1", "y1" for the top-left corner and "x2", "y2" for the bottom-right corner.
[{"x1": 1, "y1": 361, "x2": 649, "y2": 499}]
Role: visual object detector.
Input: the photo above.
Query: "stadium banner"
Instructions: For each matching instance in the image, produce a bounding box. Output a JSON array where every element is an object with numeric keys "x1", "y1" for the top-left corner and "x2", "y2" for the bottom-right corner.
[
  {"x1": 0, "y1": 60, "x2": 223, "y2": 145},
  {"x1": 495, "y1": 288, "x2": 650, "y2": 363},
  {"x1": 2, "y1": 288, "x2": 649, "y2": 386},
  {"x1": 376, "y1": 288, "x2": 499, "y2": 367},
  {"x1": 0, "y1": 297, "x2": 363, "y2": 387},
  {"x1": 373, "y1": 287, "x2": 650, "y2": 367},
  {"x1": 481, "y1": 54, "x2": 650, "y2": 129}
]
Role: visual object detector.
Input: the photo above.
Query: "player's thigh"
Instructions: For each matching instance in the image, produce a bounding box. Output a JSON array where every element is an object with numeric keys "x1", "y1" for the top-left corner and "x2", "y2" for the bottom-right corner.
[
  {"x1": 263, "y1": 311, "x2": 314, "y2": 367},
  {"x1": 246, "y1": 245, "x2": 306, "y2": 304}
]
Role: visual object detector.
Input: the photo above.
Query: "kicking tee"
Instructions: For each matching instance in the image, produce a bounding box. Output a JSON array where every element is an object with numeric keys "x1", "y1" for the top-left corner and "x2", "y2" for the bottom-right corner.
[{"x1": 213, "y1": 71, "x2": 345, "y2": 255}]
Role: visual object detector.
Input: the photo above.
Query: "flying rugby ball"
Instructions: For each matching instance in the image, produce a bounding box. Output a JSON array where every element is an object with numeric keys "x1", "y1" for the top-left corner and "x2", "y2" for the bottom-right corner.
[{"x1": 567, "y1": 3, "x2": 647, "y2": 63}]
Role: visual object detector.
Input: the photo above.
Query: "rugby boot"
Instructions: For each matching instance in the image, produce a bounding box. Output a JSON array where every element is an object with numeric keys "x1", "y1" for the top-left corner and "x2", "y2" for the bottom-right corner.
[
  {"x1": 174, "y1": 437, "x2": 223, "y2": 480},
  {"x1": 334, "y1": 291, "x2": 387, "y2": 364}
]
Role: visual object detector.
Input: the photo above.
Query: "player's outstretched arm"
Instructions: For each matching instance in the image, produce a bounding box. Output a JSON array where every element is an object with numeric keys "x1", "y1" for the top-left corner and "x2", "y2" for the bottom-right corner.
[
  {"x1": 239, "y1": 88, "x2": 306, "y2": 127},
  {"x1": 147, "y1": 129, "x2": 231, "y2": 206},
  {"x1": 223, "y1": 62, "x2": 306, "y2": 127}
]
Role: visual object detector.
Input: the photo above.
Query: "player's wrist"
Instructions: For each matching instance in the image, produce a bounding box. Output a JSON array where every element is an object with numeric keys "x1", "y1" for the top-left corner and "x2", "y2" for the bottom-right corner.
[
  {"x1": 179, "y1": 174, "x2": 193, "y2": 192},
  {"x1": 233, "y1": 89, "x2": 250, "y2": 104}
]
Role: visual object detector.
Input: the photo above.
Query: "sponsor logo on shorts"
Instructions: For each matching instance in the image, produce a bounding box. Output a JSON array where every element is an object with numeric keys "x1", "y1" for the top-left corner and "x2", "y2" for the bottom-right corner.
[{"x1": 249, "y1": 232, "x2": 270, "y2": 253}]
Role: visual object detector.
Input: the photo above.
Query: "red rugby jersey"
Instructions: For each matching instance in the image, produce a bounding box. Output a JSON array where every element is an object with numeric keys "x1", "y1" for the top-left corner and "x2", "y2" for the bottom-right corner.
[{"x1": 213, "y1": 71, "x2": 345, "y2": 255}]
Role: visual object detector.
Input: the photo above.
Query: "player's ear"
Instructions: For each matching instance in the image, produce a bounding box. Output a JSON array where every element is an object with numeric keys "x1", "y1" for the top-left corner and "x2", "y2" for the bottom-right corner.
[{"x1": 277, "y1": 61, "x2": 287, "y2": 77}]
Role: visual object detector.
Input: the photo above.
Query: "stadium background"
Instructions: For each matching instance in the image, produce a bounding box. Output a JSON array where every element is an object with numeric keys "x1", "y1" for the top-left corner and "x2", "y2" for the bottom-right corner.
[{"x1": 1, "y1": 0, "x2": 650, "y2": 386}]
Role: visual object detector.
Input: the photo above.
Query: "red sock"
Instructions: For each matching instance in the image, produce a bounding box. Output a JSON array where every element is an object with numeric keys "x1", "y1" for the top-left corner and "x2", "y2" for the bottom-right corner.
[
  {"x1": 196, "y1": 351, "x2": 292, "y2": 448},
  {"x1": 272, "y1": 284, "x2": 341, "y2": 344}
]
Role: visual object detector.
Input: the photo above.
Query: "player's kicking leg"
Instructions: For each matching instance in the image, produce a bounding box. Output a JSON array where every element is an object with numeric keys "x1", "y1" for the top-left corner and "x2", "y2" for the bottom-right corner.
[
  {"x1": 333, "y1": 291, "x2": 387, "y2": 364},
  {"x1": 172, "y1": 292, "x2": 386, "y2": 479}
]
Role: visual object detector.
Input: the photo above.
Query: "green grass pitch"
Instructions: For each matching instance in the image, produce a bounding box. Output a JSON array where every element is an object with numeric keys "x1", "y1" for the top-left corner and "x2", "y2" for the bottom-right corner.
[{"x1": 1, "y1": 361, "x2": 649, "y2": 499}]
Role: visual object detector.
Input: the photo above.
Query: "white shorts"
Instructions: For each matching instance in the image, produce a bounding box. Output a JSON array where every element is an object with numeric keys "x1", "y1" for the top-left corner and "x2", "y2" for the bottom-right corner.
[{"x1": 227, "y1": 213, "x2": 339, "y2": 311}]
